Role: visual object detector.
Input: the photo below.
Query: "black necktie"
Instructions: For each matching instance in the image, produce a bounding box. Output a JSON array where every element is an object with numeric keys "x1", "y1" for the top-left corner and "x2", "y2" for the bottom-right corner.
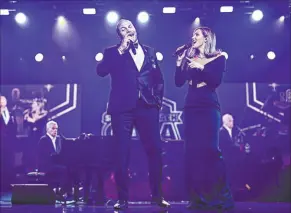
[
  {"x1": 133, "y1": 43, "x2": 139, "y2": 49},
  {"x1": 130, "y1": 42, "x2": 139, "y2": 55},
  {"x1": 2, "y1": 110, "x2": 8, "y2": 125}
]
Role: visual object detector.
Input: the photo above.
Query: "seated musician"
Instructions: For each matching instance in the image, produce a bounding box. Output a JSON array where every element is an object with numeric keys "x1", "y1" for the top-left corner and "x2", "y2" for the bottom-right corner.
[
  {"x1": 37, "y1": 120, "x2": 79, "y2": 203},
  {"x1": 219, "y1": 114, "x2": 242, "y2": 151},
  {"x1": 219, "y1": 114, "x2": 242, "y2": 189}
]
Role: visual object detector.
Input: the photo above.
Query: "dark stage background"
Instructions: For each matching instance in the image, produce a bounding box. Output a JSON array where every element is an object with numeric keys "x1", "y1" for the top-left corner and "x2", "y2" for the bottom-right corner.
[{"x1": 0, "y1": 0, "x2": 290, "y2": 201}]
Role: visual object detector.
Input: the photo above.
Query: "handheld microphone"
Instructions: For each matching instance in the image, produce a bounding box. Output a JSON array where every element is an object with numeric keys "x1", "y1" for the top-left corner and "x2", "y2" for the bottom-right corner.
[
  {"x1": 58, "y1": 128, "x2": 65, "y2": 140},
  {"x1": 172, "y1": 43, "x2": 191, "y2": 57}
]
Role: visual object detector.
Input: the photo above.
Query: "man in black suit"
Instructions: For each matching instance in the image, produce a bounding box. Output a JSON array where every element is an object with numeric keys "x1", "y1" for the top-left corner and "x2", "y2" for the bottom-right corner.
[
  {"x1": 38, "y1": 120, "x2": 78, "y2": 202},
  {"x1": 219, "y1": 114, "x2": 242, "y2": 189},
  {"x1": 1, "y1": 95, "x2": 17, "y2": 138},
  {"x1": 0, "y1": 95, "x2": 17, "y2": 191},
  {"x1": 219, "y1": 114, "x2": 241, "y2": 153},
  {"x1": 96, "y1": 18, "x2": 170, "y2": 209}
]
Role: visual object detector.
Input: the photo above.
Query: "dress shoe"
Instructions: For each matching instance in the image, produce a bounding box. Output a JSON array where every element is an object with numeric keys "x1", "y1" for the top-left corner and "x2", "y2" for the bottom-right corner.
[
  {"x1": 95, "y1": 196, "x2": 113, "y2": 206},
  {"x1": 213, "y1": 201, "x2": 235, "y2": 210},
  {"x1": 55, "y1": 191, "x2": 66, "y2": 204},
  {"x1": 151, "y1": 198, "x2": 170, "y2": 208},
  {"x1": 113, "y1": 200, "x2": 128, "y2": 209},
  {"x1": 186, "y1": 201, "x2": 208, "y2": 210}
]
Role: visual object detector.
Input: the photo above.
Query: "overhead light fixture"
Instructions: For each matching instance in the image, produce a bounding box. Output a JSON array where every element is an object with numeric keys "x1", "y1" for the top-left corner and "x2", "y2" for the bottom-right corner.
[
  {"x1": 83, "y1": 8, "x2": 96, "y2": 15},
  {"x1": 163, "y1": 7, "x2": 176, "y2": 14},
  {"x1": 0, "y1": 9, "x2": 9, "y2": 15},
  {"x1": 220, "y1": 6, "x2": 233, "y2": 13}
]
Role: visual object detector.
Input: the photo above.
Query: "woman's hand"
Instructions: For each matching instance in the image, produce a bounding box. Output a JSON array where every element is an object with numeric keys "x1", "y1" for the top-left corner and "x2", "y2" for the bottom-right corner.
[
  {"x1": 186, "y1": 57, "x2": 204, "y2": 70},
  {"x1": 176, "y1": 46, "x2": 187, "y2": 67}
]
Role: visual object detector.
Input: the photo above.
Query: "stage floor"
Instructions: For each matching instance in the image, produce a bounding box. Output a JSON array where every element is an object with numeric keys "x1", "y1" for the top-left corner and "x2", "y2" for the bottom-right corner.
[{"x1": 1, "y1": 195, "x2": 291, "y2": 213}]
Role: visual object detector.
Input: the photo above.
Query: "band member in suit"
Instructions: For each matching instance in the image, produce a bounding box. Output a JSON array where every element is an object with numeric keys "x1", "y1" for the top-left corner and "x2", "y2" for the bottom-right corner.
[
  {"x1": 219, "y1": 114, "x2": 242, "y2": 190},
  {"x1": 219, "y1": 114, "x2": 241, "y2": 153},
  {"x1": 38, "y1": 120, "x2": 78, "y2": 202},
  {"x1": 175, "y1": 27, "x2": 234, "y2": 210},
  {"x1": 0, "y1": 95, "x2": 17, "y2": 191},
  {"x1": 96, "y1": 18, "x2": 170, "y2": 209},
  {"x1": 1, "y1": 95, "x2": 16, "y2": 140}
]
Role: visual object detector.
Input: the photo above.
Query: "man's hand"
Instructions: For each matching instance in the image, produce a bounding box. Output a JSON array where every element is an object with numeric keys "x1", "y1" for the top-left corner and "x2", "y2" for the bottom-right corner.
[{"x1": 118, "y1": 33, "x2": 133, "y2": 54}]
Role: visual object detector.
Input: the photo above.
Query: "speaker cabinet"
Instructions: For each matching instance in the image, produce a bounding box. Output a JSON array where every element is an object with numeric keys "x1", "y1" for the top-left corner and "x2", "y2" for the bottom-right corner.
[{"x1": 11, "y1": 184, "x2": 55, "y2": 204}]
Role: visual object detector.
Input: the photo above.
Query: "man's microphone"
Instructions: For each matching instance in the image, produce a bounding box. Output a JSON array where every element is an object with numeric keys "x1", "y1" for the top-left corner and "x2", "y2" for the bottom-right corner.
[
  {"x1": 172, "y1": 43, "x2": 191, "y2": 57},
  {"x1": 58, "y1": 128, "x2": 66, "y2": 140}
]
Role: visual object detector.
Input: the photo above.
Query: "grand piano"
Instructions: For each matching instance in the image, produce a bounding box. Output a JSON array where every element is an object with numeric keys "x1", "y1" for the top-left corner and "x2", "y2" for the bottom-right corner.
[
  {"x1": 61, "y1": 135, "x2": 117, "y2": 171},
  {"x1": 58, "y1": 135, "x2": 117, "y2": 202}
]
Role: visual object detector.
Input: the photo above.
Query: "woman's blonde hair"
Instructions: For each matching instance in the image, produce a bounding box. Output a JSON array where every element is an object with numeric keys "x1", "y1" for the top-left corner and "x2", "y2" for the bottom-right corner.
[{"x1": 186, "y1": 26, "x2": 221, "y2": 58}]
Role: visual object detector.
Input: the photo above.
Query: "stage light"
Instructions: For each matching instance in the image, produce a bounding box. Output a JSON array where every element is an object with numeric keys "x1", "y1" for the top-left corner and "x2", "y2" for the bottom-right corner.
[
  {"x1": 57, "y1": 16, "x2": 68, "y2": 28},
  {"x1": 251, "y1": 10, "x2": 263, "y2": 21},
  {"x1": 163, "y1": 7, "x2": 176, "y2": 14},
  {"x1": 106, "y1": 11, "x2": 119, "y2": 25},
  {"x1": 279, "y1": 16, "x2": 285, "y2": 22},
  {"x1": 15, "y1": 12, "x2": 27, "y2": 25},
  {"x1": 57, "y1": 16, "x2": 65, "y2": 22},
  {"x1": 193, "y1": 17, "x2": 200, "y2": 27},
  {"x1": 156, "y1": 52, "x2": 163, "y2": 61},
  {"x1": 220, "y1": 6, "x2": 233, "y2": 13},
  {"x1": 62, "y1": 56, "x2": 66, "y2": 61},
  {"x1": 55, "y1": 16, "x2": 70, "y2": 32},
  {"x1": 83, "y1": 8, "x2": 96, "y2": 15},
  {"x1": 35, "y1": 53, "x2": 44, "y2": 62},
  {"x1": 245, "y1": 184, "x2": 251, "y2": 190},
  {"x1": 250, "y1": 54, "x2": 254, "y2": 60},
  {"x1": 95, "y1": 53, "x2": 103, "y2": 62},
  {"x1": 267, "y1": 51, "x2": 276, "y2": 60},
  {"x1": 137, "y1": 11, "x2": 149, "y2": 24},
  {"x1": 0, "y1": 9, "x2": 9, "y2": 15}
]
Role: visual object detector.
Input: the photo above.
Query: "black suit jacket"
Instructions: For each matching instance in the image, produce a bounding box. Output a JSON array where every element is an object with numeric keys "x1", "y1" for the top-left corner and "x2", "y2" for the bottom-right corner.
[
  {"x1": 96, "y1": 44, "x2": 164, "y2": 114},
  {"x1": 0, "y1": 109, "x2": 16, "y2": 140},
  {"x1": 219, "y1": 126, "x2": 240, "y2": 156},
  {"x1": 37, "y1": 134, "x2": 63, "y2": 172}
]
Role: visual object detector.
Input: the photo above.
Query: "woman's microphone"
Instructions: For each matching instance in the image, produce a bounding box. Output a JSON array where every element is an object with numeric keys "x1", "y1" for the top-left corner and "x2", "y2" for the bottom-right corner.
[{"x1": 172, "y1": 43, "x2": 191, "y2": 57}]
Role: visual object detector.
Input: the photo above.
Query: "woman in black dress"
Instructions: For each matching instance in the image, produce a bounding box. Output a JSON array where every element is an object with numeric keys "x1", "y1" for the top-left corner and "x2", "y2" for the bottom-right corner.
[{"x1": 175, "y1": 26, "x2": 234, "y2": 210}]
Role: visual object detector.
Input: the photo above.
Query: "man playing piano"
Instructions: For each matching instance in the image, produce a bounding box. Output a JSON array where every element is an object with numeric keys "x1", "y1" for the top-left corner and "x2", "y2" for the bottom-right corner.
[{"x1": 37, "y1": 120, "x2": 78, "y2": 203}]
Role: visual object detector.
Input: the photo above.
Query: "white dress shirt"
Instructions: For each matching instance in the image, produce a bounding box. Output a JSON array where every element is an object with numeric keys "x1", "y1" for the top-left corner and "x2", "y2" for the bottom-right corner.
[
  {"x1": 223, "y1": 125, "x2": 232, "y2": 138},
  {"x1": 129, "y1": 44, "x2": 145, "y2": 72},
  {"x1": 118, "y1": 43, "x2": 145, "y2": 72},
  {"x1": 47, "y1": 133, "x2": 57, "y2": 152},
  {"x1": 1, "y1": 107, "x2": 10, "y2": 125}
]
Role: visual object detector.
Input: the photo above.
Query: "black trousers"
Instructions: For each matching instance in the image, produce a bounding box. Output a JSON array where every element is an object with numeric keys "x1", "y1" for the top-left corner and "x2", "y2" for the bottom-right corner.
[
  {"x1": 44, "y1": 165, "x2": 79, "y2": 195},
  {"x1": 84, "y1": 166, "x2": 105, "y2": 202},
  {"x1": 0, "y1": 135, "x2": 15, "y2": 191},
  {"x1": 184, "y1": 108, "x2": 233, "y2": 206},
  {"x1": 111, "y1": 101, "x2": 163, "y2": 201}
]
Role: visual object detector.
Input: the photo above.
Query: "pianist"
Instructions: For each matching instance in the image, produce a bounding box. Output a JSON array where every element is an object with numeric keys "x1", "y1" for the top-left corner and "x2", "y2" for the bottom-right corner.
[{"x1": 37, "y1": 120, "x2": 78, "y2": 202}]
